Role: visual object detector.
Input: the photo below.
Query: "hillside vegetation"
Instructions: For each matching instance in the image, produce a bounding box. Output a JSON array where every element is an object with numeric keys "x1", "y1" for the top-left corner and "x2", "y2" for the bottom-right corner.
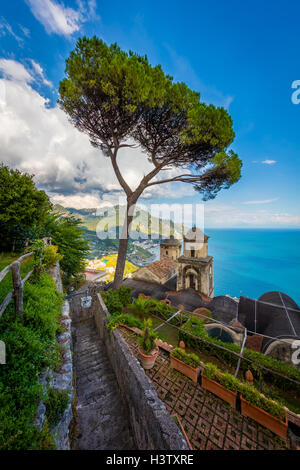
[{"x1": 56, "y1": 204, "x2": 188, "y2": 240}]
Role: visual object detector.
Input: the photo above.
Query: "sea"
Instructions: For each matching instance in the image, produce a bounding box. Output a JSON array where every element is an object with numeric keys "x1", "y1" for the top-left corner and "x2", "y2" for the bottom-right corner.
[{"x1": 150, "y1": 229, "x2": 300, "y2": 305}]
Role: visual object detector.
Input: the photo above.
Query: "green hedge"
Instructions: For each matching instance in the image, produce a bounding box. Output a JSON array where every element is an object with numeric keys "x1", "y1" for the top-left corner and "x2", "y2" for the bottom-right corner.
[
  {"x1": 179, "y1": 317, "x2": 300, "y2": 393},
  {"x1": 203, "y1": 363, "x2": 286, "y2": 422},
  {"x1": 171, "y1": 347, "x2": 202, "y2": 368},
  {"x1": 0, "y1": 273, "x2": 64, "y2": 449}
]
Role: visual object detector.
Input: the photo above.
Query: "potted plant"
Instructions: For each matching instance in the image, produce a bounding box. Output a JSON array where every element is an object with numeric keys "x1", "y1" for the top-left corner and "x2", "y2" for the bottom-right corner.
[
  {"x1": 239, "y1": 383, "x2": 288, "y2": 440},
  {"x1": 131, "y1": 296, "x2": 151, "y2": 319},
  {"x1": 138, "y1": 319, "x2": 159, "y2": 370},
  {"x1": 170, "y1": 347, "x2": 202, "y2": 383},
  {"x1": 202, "y1": 363, "x2": 238, "y2": 408}
]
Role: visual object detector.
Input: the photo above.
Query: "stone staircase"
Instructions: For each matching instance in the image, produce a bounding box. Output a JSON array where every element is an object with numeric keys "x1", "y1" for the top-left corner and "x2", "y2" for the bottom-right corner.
[{"x1": 71, "y1": 292, "x2": 135, "y2": 450}]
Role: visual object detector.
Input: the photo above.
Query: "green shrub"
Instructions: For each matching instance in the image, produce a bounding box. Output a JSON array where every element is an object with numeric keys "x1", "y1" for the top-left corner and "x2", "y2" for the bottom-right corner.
[
  {"x1": 43, "y1": 245, "x2": 63, "y2": 268},
  {"x1": 171, "y1": 347, "x2": 202, "y2": 368},
  {"x1": 131, "y1": 297, "x2": 152, "y2": 317},
  {"x1": 145, "y1": 298, "x2": 182, "y2": 326},
  {"x1": 106, "y1": 313, "x2": 143, "y2": 333},
  {"x1": 0, "y1": 273, "x2": 63, "y2": 449},
  {"x1": 117, "y1": 286, "x2": 131, "y2": 307},
  {"x1": 41, "y1": 213, "x2": 90, "y2": 285},
  {"x1": 179, "y1": 317, "x2": 300, "y2": 394},
  {"x1": 105, "y1": 290, "x2": 123, "y2": 315},
  {"x1": 22, "y1": 274, "x2": 64, "y2": 339},
  {"x1": 44, "y1": 388, "x2": 70, "y2": 427},
  {"x1": 104, "y1": 286, "x2": 132, "y2": 316}
]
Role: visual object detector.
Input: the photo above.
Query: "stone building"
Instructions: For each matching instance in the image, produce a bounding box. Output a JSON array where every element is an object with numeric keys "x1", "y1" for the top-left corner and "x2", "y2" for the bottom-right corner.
[
  {"x1": 176, "y1": 227, "x2": 214, "y2": 298},
  {"x1": 132, "y1": 226, "x2": 214, "y2": 298},
  {"x1": 132, "y1": 257, "x2": 177, "y2": 285},
  {"x1": 160, "y1": 235, "x2": 181, "y2": 260}
]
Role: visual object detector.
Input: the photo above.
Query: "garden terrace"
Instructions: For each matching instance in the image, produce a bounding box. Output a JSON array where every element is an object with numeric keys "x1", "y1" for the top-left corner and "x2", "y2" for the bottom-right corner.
[
  {"x1": 104, "y1": 287, "x2": 300, "y2": 416},
  {"x1": 119, "y1": 327, "x2": 292, "y2": 450}
]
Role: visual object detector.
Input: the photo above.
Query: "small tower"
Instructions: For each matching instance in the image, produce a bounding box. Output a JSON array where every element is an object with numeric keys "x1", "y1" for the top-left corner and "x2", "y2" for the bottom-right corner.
[
  {"x1": 177, "y1": 226, "x2": 214, "y2": 297},
  {"x1": 160, "y1": 235, "x2": 181, "y2": 261}
]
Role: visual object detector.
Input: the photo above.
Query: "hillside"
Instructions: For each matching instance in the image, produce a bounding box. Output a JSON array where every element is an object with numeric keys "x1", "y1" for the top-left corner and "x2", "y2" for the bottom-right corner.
[
  {"x1": 55, "y1": 204, "x2": 187, "y2": 240},
  {"x1": 53, "y1": 204, "x2": 187, "y2": 265}
]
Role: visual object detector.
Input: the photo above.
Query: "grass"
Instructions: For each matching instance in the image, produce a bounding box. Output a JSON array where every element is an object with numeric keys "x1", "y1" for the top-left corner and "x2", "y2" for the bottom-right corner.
[
  {"x1": 44, "y1": 388, "x2": 70, "y2": 427},
  {"x1": 0, "y1": 252, "x2": 34, "y2": 305},
  {"x1": 0, "y1": 272, "x2": 64, "y2": 450},
  {"x1": 0, "y1": 253, "x2": 20, "y2": 270}
]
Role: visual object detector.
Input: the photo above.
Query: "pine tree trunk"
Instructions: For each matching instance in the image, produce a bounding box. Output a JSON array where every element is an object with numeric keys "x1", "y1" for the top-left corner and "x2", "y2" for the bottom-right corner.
[{"x1": 112, "y1": 199, "x2": 136, "y2": 289}]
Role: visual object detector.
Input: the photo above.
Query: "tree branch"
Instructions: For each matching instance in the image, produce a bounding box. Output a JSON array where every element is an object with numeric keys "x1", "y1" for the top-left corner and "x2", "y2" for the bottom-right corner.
[{"x1": 109, "y1": 150, "x2": 133, "y2": 197}]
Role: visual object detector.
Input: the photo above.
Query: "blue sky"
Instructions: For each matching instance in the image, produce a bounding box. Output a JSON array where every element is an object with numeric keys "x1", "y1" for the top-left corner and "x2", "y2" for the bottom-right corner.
[{"x1": 0, "y1": 0, "x2": 300, "y2": 228}]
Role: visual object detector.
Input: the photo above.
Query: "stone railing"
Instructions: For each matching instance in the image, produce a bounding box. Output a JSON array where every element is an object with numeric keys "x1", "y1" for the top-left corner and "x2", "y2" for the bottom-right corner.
[{"x1": 94, "y1": 293, "x2": 188, "y2": 450}]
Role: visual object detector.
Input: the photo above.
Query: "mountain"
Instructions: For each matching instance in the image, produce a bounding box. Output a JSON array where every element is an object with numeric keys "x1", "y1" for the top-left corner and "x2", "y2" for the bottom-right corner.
[
  {"x1": 54, "y1": 204, "x2": 188, "y2": 240},
  {"x1": 53, "y1": 204, "x2": 188, "y2": 265}
]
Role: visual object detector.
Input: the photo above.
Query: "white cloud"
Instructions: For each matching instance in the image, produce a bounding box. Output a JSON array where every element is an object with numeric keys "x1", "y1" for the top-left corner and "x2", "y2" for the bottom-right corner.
[
  {"x1": 51, "y1": 191, "x2": 103, "y2": 209},
  {"x1": 0, "y1": 67, "x2": 184, "y2": 210},
  {"x1": 26, "y1": 0, "x2": 98, "y2": 37},
  {"x1": 19, "y1": 25, "x2": 31, "y2": 38},
  {"x1": 0, "y1": 59, "x2": 33, "y2": 83},
  {"x1": 262, "y1": 159, "x2": 276, "y2": 165},
  {"x1": 0, "y1": 17, "x2": 24, "y2": 45},
  {"x1": 29, "y1": 60, "x2": 53, "y2": 87},
  {"x1": 204, "y1": 203, "x2": 300, "y2": 228},
  {"x1": 0, "y1": 58, "x2": 53, "y2": 89},
  {"x1": 242, "y1": 198, "x2": 279, "y2": 205}
]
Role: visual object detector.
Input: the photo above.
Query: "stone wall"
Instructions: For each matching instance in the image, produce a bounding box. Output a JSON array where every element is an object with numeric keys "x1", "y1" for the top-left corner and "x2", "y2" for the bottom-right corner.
[
  {"x1": 94, "y1": 293, "x2": 188, "y2": 450},
  {"x1": 35, "y1": 263, "x2": 73, "y2": 450}
]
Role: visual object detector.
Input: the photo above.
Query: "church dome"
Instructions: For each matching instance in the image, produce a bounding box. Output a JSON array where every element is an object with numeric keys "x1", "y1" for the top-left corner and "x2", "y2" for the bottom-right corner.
[{"x1": 184, "y1": 226, "x2": 209, "y2": 243}]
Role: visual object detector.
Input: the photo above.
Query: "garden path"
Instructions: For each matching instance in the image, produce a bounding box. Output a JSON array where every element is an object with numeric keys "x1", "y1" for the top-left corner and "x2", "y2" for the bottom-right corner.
[{"x1": 70, "y1": 287, "x2": 135, "y2": 450}]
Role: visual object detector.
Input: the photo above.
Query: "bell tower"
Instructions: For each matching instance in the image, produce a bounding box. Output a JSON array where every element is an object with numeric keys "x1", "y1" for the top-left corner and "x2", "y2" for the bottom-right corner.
[
  {"x1": 160, "y1": 235, "x2": 181, "y2": 261},
  {"x1": 176, "y1": 226, "x2": 214, "y2": 298}
]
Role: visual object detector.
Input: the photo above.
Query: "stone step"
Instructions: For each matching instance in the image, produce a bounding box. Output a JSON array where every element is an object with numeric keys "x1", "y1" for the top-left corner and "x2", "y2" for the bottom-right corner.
[{"x1": 71, "y1": 307, "x2": 135, "y2": 450}]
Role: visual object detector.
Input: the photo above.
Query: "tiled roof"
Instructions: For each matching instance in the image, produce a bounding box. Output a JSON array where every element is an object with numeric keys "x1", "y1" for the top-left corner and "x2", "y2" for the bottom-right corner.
[{"x1": 145, "y1": 257, "x2": 177, "y2": 280}]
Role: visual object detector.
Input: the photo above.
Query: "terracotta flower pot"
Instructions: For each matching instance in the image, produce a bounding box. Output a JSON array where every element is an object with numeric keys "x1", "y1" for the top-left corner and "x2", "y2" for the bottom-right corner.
[
  {"x1": 138, "y1": 346, "x2": 159, "y2": 370},
  {"x1": 240, "y1": 396, "x2": 288, "y2": 440},
  {"x1": 170, "y1": 354, "x2": 200, "y2": 383},
  {"x1": 172, "y1": 414, "x2": 193, "y2": 450},
  {"x1": 201, "y1": 375, "x2": 237, "y2": 408}
]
